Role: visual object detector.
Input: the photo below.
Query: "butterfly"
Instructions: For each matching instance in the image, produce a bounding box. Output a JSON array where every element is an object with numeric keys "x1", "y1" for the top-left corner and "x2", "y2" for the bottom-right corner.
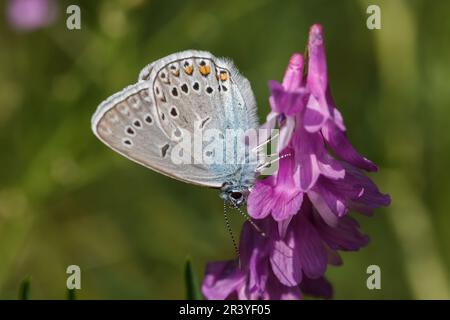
[{"x1": 91, "y1": 50, "x2": 271, "y2": 207}]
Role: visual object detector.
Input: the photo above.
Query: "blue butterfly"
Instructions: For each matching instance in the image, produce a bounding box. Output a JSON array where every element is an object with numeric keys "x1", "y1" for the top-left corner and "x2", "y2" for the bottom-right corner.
[{"x1": 91, "y1": 50, "x2": 273, "y2": 208}]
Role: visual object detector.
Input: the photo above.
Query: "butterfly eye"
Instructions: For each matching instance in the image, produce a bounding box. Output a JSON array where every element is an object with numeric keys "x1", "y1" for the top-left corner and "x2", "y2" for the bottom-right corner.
[{"x1": 230, "y1": 192, "x2": 243, "y2": 201}]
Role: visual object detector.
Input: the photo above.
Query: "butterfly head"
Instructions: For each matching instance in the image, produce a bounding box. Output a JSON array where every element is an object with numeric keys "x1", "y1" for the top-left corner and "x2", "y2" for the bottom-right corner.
[{"x1": 220, "y1": 184, "x2": 249, "y2": 207}]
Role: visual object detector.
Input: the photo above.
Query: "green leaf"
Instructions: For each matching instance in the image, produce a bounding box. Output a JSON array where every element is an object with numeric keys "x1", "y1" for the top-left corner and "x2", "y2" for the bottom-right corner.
[
  {"x1": 18, "y1": 277, "x2": 31, "y2": 300},
  {"x1": 67, "y1": 288, "x2": 76, "y2": 300},
  {"x1": 184, "y1": 258, "x2": 202, "y2": 300}
]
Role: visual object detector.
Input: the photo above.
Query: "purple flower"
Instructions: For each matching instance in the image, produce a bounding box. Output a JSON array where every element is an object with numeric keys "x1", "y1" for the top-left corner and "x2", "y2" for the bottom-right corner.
[
  {"x1": 304, "y1": 25, "x2": 377, "y2": 172},
  {"x1": 248, "y1": 148, "x2": 303, "y2": 222},
  {"x1": 250, "y1": 24, "x2": 390, "y2": 223},
  {"x1": 264, "y1": 54, "x2": 308, "y2": 152},
  {"x1": 7, "y1": 0, "x2": 57, "y2": 31},
  {"x1": 202, "y1": 198, "x2": 369, "y2": 300},
  {"x1": 291, "y1": 115, "x2": 345, "y2": 192},
  {"x1": 202, "y1": 24, "x2": 390, "y2": 300},
  {"x1": 308, "y1": 163, "x2": 391, "y2": 222},
  {"x1": 202, "y1": 218, "x2": 302, "y2": 300}
]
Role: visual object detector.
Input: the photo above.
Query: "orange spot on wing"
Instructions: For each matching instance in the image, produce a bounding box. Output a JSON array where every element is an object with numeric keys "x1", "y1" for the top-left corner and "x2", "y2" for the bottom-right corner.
[
  {"x1": 199, "y1": 65, "x2": 211, "y2": 76},
  {"x1": 219, "y1": 71, "x2": 228, "y2": 81},
  {"x1": 184, "y1": 66, "x2": 193, "y2": 75}
]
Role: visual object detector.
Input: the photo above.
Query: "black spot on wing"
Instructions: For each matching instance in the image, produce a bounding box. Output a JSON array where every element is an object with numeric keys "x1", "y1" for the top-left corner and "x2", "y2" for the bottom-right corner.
[{"x1": 161, "y1": 144, "x2": 170, "y2": 158}]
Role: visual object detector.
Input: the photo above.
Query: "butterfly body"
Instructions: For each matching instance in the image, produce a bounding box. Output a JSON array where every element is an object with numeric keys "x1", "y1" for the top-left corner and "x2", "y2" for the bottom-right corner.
[{"x1": 92, "y1": 50, "x2": 261, "y2": 206}]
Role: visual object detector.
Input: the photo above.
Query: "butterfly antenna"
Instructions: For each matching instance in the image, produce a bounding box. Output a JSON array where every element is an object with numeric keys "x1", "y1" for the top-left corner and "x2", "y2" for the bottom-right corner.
[
  {"x1": 256, "y1": 153, "x2": 291, "y2": 173},
  {"x1": 223, "y1": 201, "x2": 240, "y2": 260},
  {"x1": 233, "y1": 204, "x2": 266, "y2": 238},
  {"x1": 251, "y1": 131, "x2": 280, "y2": 152}
]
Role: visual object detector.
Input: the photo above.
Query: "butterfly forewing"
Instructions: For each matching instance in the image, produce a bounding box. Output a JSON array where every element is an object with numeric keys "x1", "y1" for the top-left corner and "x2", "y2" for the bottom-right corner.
[{"x1": 92, "y1": 50, "x2": 259, "y2": 189}]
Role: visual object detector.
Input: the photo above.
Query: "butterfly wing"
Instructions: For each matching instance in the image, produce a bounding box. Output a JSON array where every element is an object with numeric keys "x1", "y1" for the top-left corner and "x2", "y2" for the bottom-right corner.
[
  {"x1": 91, "y1": 50, "x2": 259, "y2": 189},
  {"x1": 139, "y1": 50, "x2": 258, "y2": 137},
  {"x1": 92, "y1": 81, "x2": 226, "y2": 187}
]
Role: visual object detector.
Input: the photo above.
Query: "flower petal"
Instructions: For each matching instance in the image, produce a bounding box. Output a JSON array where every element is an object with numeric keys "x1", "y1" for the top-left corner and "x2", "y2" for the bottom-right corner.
[
  {"x1": 270, "y1": 239, "x2": 302, "y2": 286},
  {"x1": 277, "y1": 216, "x2": 293, "y2": 238},
  {"x1": 304, "y1": 95, "x2": 328, "y2": 132},
  {"x1": 282, "y1": 53, "x2": 304, "y2": 91},
  {"x1": 320, "y1": 163, "x2": 391, "y2": 216},
  {"x1": 307, "y1": 191, "x2": 339, "y2": 226},
  {"x1": 307, "y1": 24, "x2": 328, "y2": 95},
  {"x1": 298, "y1": 154, "x2": 320, "y2": 191},
  {"x1": 272, "y1": 191, "x2": 303, "y2": 221},
  {"x1": 269, "y1": 81, "x2": 307, "y2": 116},
  {"x1": 293, "y1": 213, "x2": 328, "y2": 279},
  {"x1": 278, "y1": 116, "x2": 296, "y2": 153},
  {"x1": 249, "y1": 149, "x2": 303, "y2": 221},
  {"x1": 331, "y1": 103, "x2": 346, "y2": 131},
  {"x1": 202, "y1": 260, "x2": 246, "y2": 300},
  {"x1": 311, "y1": 179, "x2": 348, "y2": 218},
  {"x1": 322, "y1": 120, "x2": 378, "y2": 172},
  {"x1": 239, "y1": 221, "x2": 271, "y2": 294},
  {"x1": 326, "y1": 246, "x2": 343, "y2": 266},
  {"x1": 312, "y1": 210, "x2": 370, "y2": 251},
  {"x1": 264, "y1": 273, "x2": 302, "y2": 300},
  {"x1": 247, "y1": 179, "x2": 275, "y2": 219},
  {"x1": 292, "y1": 123, "x2": 327, "y2": 191},
  {"x1": 300, "y1": 275, "x2": 333, "y2": 299},
  {"x1": 260, "y1": 111, "x2": 277, "y2": 131},
  {"x1": 317, "y1": 154, "x2": 345, "y2": 180}
]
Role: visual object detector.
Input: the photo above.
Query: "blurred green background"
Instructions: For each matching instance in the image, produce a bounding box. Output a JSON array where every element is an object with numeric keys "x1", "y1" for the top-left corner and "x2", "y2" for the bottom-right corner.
[{"x1": 1, "y1": 0, "x2": 449, "y2": 299}]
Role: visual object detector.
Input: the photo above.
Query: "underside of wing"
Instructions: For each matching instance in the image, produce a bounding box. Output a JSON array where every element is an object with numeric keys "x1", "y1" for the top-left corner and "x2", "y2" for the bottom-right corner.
[
  {"x1": 139, "y1": 50, "x2": 258, "y2": 136},
  {"x1": 92, "y1": 50, "x2": 261, "y2": 190},
  {"x1": 91, "y1": 82, "x2": 225, "y2": 188}
]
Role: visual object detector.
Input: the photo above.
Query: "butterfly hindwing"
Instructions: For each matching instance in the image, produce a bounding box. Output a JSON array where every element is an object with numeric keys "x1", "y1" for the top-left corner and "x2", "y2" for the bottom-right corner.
[
  {"x1": 92, "y1": 82, "x2": 227, "y2": 187},
  {"x1": 92, "y1": 50, "x2": 259, "y2": 189}
]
